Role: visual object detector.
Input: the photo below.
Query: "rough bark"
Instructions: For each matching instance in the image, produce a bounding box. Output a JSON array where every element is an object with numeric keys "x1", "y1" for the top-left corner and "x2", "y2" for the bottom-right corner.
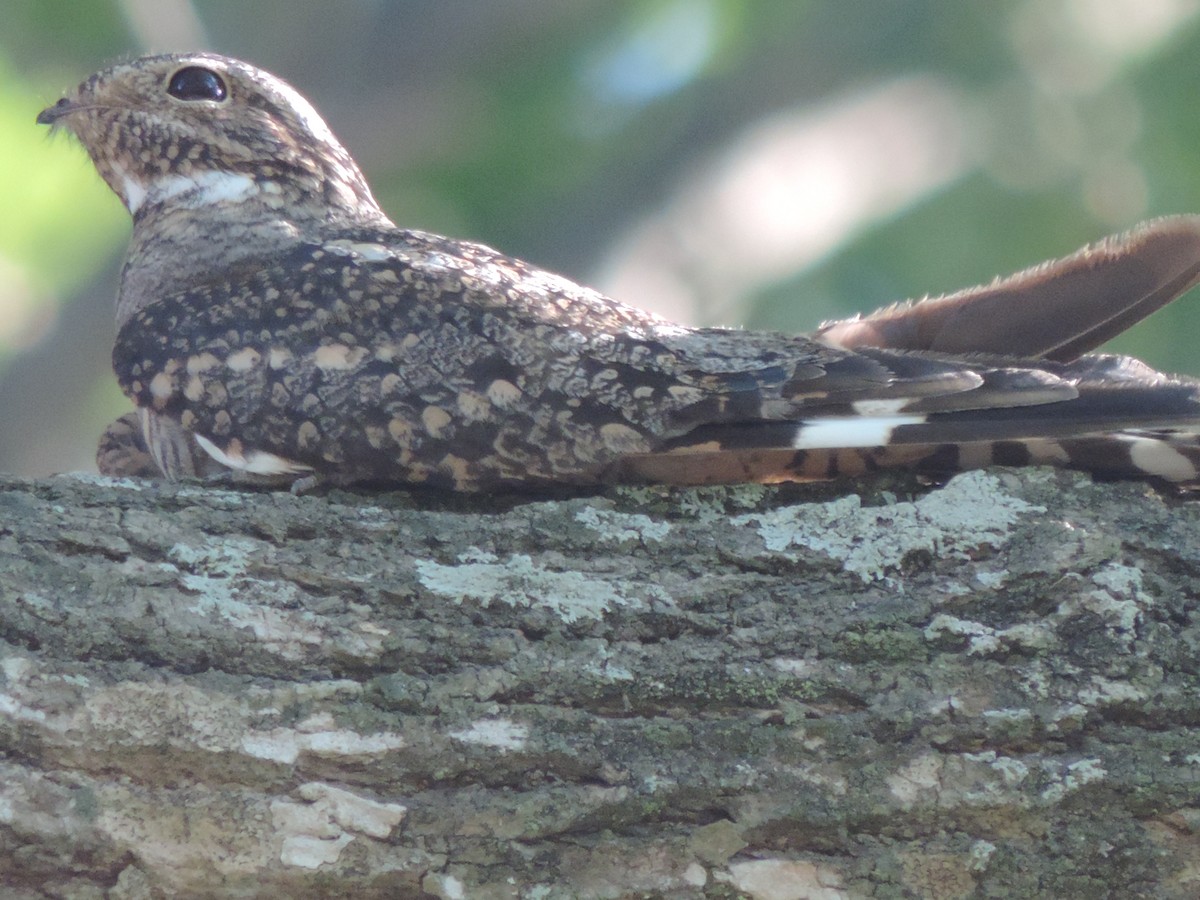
[{"x1": 1, "y1": 467, "x2": 1199, "y2": 899}]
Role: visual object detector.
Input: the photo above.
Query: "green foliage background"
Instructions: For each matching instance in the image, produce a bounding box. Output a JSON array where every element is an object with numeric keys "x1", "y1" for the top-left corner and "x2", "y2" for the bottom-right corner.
[{"x1": 4, "y1": 0, "x2": 1200, "y2": 476}]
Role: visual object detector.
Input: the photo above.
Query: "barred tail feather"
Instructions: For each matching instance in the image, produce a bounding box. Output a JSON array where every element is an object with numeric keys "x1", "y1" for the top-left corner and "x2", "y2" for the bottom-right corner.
[
  {"x1": 611, "y1": 432, "x2": 1200, "y2": 486},
  {"x1": 615, "y1": 353, "x2": 1200, "y2": 487}
]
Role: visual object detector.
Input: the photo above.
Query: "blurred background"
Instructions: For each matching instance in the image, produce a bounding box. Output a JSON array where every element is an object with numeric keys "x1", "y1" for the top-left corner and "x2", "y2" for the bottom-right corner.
[{"x1": 4, "y1": 0, "x2": 1200, "y2": 477}]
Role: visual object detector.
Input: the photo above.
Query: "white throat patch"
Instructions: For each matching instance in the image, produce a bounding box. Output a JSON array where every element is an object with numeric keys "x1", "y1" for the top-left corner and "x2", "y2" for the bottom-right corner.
[{"x1": 117, "y1": 168, "x2": 258, "y2": 214}]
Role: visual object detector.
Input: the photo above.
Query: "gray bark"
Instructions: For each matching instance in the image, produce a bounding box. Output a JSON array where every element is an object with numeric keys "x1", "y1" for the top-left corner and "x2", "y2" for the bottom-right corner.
[{"x1": 1, "y1": 467, "x2": 1199, "y2": 899}]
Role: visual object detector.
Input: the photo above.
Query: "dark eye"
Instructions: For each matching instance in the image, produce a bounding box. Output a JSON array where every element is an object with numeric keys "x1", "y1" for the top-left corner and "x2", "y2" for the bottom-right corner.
[{"x1": 166, "y1": 66, "x2": 228, "y2": 102}]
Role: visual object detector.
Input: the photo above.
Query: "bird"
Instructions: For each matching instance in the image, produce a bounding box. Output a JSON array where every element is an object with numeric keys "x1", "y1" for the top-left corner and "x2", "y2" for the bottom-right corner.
[{"x1": 37, "y1": 51, "x2": 1200, "y2": 492}]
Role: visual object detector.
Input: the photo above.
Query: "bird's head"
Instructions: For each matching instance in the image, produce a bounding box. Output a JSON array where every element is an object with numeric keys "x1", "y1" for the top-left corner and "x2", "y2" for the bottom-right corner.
[{"x1": 38, "y1": 52, "x2": 384, "y2": 223}]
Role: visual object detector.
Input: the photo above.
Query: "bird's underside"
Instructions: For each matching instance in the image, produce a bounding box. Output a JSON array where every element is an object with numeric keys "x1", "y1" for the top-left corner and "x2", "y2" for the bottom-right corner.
[{"x1": 37, "y1": 52, "x2": 1200, "y2": 493}]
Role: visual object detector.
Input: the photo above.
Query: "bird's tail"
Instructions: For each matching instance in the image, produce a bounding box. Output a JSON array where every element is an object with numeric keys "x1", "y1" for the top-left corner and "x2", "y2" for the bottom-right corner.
[
  {"x1": 613, "y1": 430, "x2": 1200, "y2": 486},
  {"x1": 616, "y1": 216, "x2": 1200, "y2": 488},
  {"x1": 815, "y1": 215, "x2": 1200, "y2": 362}
]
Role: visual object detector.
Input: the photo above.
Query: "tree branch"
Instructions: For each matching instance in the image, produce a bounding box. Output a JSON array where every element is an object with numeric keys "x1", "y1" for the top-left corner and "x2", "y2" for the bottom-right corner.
[{"x1": 2, "y1": 468, "x2": 1198, "y2": 898}]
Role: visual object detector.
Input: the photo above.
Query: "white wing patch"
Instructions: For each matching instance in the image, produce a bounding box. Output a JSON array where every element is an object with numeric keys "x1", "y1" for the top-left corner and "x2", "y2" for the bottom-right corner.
[{"x1": 793, "y1": 415, "x2": 927, "y2": 449}]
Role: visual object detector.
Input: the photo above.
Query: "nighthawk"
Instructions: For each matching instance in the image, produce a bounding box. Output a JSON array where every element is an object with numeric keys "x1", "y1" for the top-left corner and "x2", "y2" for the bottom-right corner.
[{"x1": 38, "y1": 52, "x2": 1200, "y2": 492}]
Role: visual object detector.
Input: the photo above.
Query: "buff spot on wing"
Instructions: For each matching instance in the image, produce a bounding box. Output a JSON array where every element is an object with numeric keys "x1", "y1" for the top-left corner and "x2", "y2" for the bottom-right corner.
[
  {"x1": 388, "y1": 417, "x2": 414, "y2": 445},
  {"x1": 441, "y1": 454, "x2": 472, "y2": 486},
  {"x1": 600, "y1": 423, "x2": 649, "y2": 454},
  {"x1": 184, "y1": 375, "x2": 205, "y2": 402},
  {"x1": 422, "y1": 406, "x2": 452, "y2": 437},
  {"x1": 149, "y1": 372, "x2": 175, "y2": 403},
  {"x1": 487, "y1": 379, "x2": 521, "y2": 407},
  {"x1": 457, "y1": 390, "x2": 491, "y2": 421},
  {"x1": 186, "y1": 352, "x2": 221, "y2": 374},
  {"x1": 297, "y1": 420, "x2": 320, "y2": 449},
  {"x1": 268, "y1": 347, "x2": 293, "y2": 369},
  {"x1": 227, "y1": 348, "x2": 262, "y2": 372},
  {"x1": 668, "y1": 385, "x2": 703, "y2": 404},
  {"x1": 314, "y1": 343, "x2": 368, "y2": 370}
]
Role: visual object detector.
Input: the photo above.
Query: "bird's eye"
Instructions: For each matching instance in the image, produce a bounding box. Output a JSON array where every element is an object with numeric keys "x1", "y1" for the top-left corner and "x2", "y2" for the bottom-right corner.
[{"x1": 166, "y1": 66, "x2": 228, "y2": 102}]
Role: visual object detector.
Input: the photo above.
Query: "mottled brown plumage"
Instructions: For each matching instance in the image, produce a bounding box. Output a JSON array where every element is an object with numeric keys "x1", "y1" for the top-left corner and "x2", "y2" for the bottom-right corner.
[{"x1": 39, "y1": 53, "x2": 1200, "y2": 491}]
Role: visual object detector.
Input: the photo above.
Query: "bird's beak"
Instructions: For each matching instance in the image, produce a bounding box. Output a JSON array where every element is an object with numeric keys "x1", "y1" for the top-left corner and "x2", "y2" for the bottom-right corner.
[{"x1": 37, "y1": 97, "x2": 76, "y2": 126}]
